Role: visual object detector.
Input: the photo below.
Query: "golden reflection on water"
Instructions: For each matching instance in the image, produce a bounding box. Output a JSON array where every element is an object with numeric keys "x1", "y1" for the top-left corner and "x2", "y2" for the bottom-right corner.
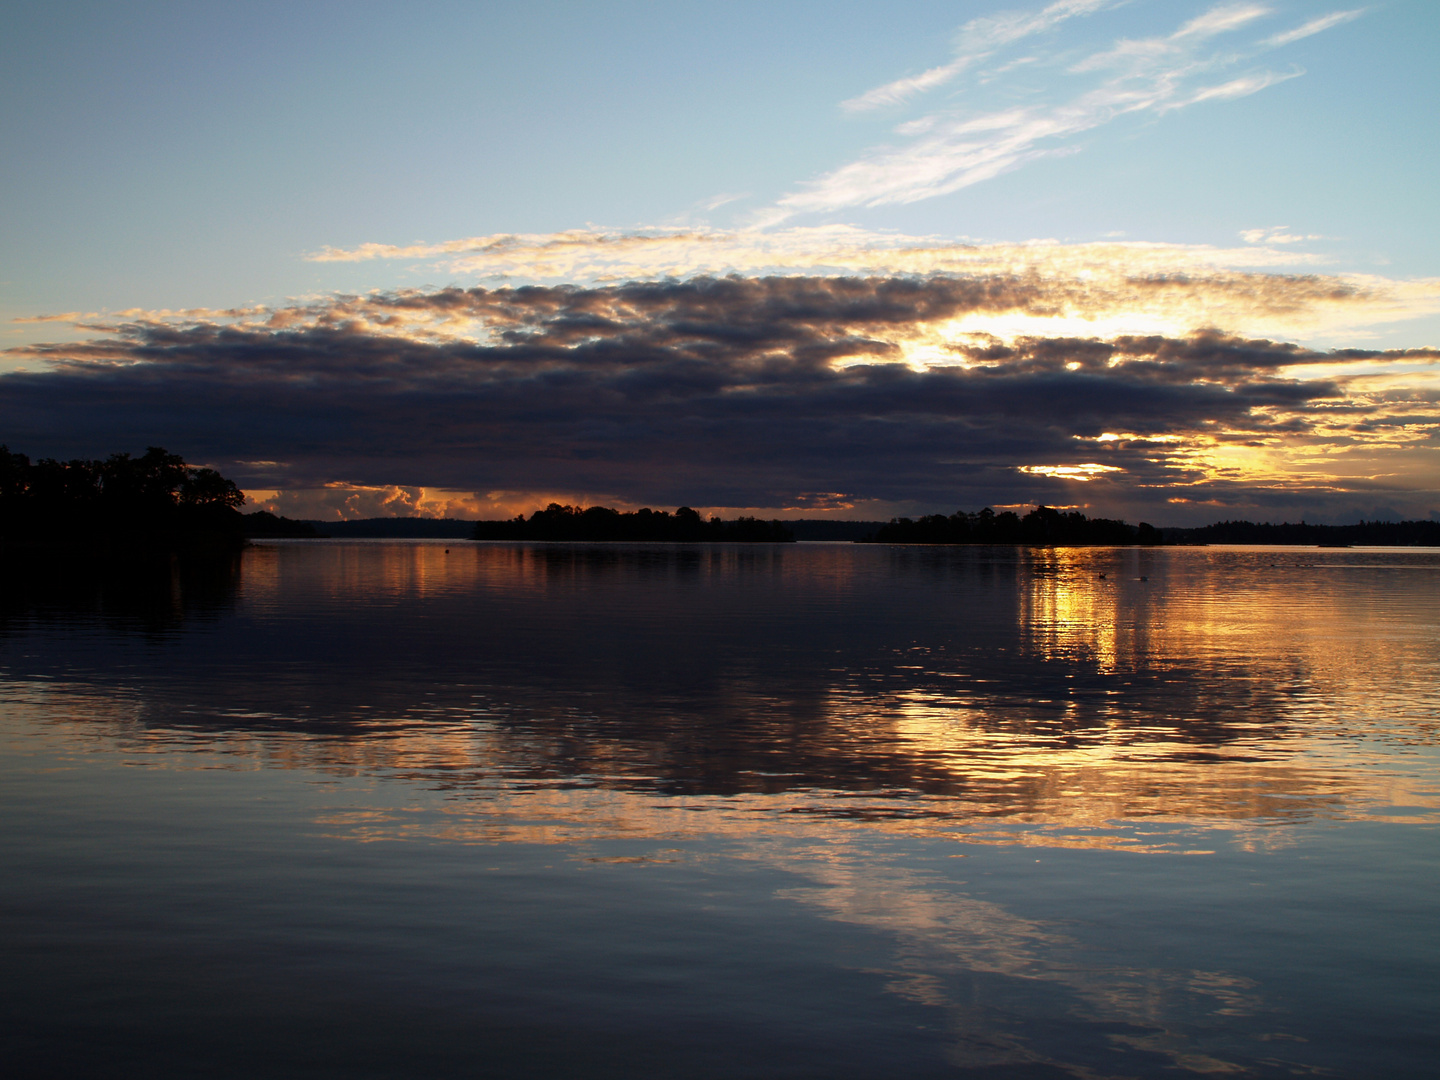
[
  {"x1": 1019, "y1": 548, "x2": 1124, "y2": 672},
  {"x1": 9, "y1": 541, "x2": 1439, "y2": 853},
  {"x1": 11, "y1": 541, "x2": 1440, "y2": 846}
]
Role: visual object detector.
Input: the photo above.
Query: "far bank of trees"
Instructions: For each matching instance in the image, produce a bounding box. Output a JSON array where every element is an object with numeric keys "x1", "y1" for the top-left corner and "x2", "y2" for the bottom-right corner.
[
  {"x1": 1160, "y1": 519, "x2": 1440, "y2": 546},
  {"x1": 862, "y1": 506, "x2": 1440, "y2": 546},
  {"x1": 473, "y1": 503, "x2": 795, "y2": 542},
  {"x1": 8, "y1": 445, "x2": 1431, "y2": 551},
  {"x1": 863, "y1": 505, "x2": 1162, "y2": 546}
]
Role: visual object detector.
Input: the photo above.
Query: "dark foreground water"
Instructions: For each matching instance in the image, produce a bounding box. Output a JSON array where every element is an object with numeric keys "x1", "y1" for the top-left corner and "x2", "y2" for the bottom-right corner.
[{"x1": 2, "y1": 541, "x2": 1437, "y2": 1079}]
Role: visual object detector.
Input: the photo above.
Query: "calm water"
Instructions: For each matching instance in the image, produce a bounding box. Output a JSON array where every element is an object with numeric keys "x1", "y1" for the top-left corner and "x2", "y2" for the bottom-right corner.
[{"x1": 2, "y1": 541, "x2": 1437, "y2": 1078}]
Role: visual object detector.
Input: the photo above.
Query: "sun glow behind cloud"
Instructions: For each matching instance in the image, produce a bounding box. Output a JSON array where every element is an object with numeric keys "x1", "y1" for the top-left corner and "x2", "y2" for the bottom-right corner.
[{"x1": 1019, "y1": 463, "x2": 1126, "y2": 481}]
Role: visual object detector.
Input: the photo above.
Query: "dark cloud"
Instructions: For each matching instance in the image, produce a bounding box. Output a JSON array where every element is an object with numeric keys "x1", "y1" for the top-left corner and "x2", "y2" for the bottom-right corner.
[{"x1": 4, "y1": 276, "x2": 1437, "y2": 523}]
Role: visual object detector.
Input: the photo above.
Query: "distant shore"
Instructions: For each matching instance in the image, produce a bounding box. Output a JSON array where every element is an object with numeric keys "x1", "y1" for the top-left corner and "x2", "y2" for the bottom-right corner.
[
  {"x1": 4, "y1": 444, "x2": 1431, "y2": 549},
  {"x1": 283, "y1": 511, "x2": 1440, "y2": 546}
]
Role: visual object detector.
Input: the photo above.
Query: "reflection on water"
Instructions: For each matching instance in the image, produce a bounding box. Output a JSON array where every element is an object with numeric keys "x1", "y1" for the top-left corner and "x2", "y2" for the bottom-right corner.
[
  {"x1": 2, "y1": 541, "x2": 1438, "y2": 1078},
  {"x1": 13, "y1": 542, "x2": 1435, "y2": 833},
  {"x1": 0, "y1": 548, "x2": 242, "y2": 634}
]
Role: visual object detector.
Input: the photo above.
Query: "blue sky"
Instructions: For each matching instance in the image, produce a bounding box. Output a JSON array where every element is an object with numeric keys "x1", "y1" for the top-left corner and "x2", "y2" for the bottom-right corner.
[{"x1": 2, "y1": 1, "x2": 1438, "y2": 522}]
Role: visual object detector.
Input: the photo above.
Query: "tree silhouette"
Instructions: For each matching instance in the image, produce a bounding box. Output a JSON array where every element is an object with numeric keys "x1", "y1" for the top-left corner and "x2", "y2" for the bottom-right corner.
[
  {"x1": 865, "y1": 505, "x2": 1159, "y2": 546},
  {"x1": 0, "y1": 445, "x2": 250, "y2": 552}
]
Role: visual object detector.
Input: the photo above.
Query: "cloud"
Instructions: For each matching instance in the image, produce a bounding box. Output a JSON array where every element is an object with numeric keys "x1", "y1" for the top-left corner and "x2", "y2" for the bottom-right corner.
[
  {"x1": 4, "y1": 276, "x2": 1436, "y2": 525},
  {"x1": 697, "y1": 192, "x2": 748, "y2": 212},
  {"x1": 1171, "y1": 3, "x2": 1272, "y2": 42},
  {"x1": 37, "y1": 260, "x2": 1440, "y2": 350},
  {"x1": 1155, "y1": 67, "x2": 1302, "y2": 112},
  {"x1": 249, "y1": 484, "x2": 459, "y2": 521},
  {"x1": 10, "y1": 312, "x2": 86, "y2": 324},
  {"x1": 841, "y1": 0, "x2": 1117, "y2": 113},
  {"x1": 776, "y1": 2, "x2": 1360, "y2": 218},
  {"x1": 12, "y1": 304, "x2": 275, "y2": 330},
  {"x1": 294, "y1": 225, "x2": 1440, "y2": 342},
  {"x1": 246, "y1": 483, "x2": 639, "y2": 521},
  {"x1": 1260, "y1": 9, "x2": 1364, "y2": 48},
  {"x1": 1240, "y1": 226, "x2": 1323, "y2": 245},
  {"x1": 308, "y1": 224, "x2": 1334, "y2": 277}
]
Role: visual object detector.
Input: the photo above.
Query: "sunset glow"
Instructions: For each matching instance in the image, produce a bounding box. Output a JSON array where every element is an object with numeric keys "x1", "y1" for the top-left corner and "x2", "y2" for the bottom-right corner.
[
  {"x1": 2, "y1": 1, "x2": 1435, "y2": 525},
  {"x1": 5, "y1": 8, "x2": 1439, "y2": 1078}
]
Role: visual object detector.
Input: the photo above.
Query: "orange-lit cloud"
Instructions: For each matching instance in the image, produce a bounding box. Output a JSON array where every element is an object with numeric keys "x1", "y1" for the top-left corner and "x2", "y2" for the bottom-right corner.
[{"x1": 248, "y1": 484, "x2": 643, "y2": 522}]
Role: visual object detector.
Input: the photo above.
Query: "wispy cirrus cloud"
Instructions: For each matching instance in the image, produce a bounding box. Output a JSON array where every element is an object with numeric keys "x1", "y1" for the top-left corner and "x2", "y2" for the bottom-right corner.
[
  {"x1": 840, "y1": 0, "x2": 1118, "y2": 113},
  {"x1": 1172, "y1": 2, "x2": 1273, "y2": 40},
  {"x1": 1260, "y1": 8, "x2": 1364, "y2": 48},
  {"x1": 1155, "y1": 68, "x2": 1300, "y2": 113},
  {"x1": 770, "y1": 3, "x2": 1360, "y2": 219},
  {"x1": 1240, "y1": 225, "x2": 1324, "y2": 245}
]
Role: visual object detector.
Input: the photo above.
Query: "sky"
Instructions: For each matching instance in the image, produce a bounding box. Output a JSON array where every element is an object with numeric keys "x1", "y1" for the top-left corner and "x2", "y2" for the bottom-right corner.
[{"x1": 2, "y1": 0, "x2": 1437, "y2": 524}]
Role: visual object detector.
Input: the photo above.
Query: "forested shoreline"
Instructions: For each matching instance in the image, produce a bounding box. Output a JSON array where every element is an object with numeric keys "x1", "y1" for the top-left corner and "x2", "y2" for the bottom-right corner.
[
  {"x1": 0, "y1": 445, "x2": 315, "y2": 554},
  {"x1": 860, "y1": 506, "x2": 1440, "y2": 546},
  {"x1": 3, "y1": 444, "x2": 1435, "y2": 549},
  {"x1": 861, "y1": 505, "x2": 1162, "y2": 545},
  {"x1": 472, "y1": 503, "x2": 795, "y2": 542},
  {"x1": 1158, "y1": 518, "x2": 1440, "y2": 546}
]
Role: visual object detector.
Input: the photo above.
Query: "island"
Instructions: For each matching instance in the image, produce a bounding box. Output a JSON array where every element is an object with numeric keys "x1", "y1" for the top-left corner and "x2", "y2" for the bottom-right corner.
[
  {"x1": 860, "y1": 505, "x2": 1163, "y2": 546},
  {"x1": 472, "y1": 503, "x2": 795, "y2": 542}
]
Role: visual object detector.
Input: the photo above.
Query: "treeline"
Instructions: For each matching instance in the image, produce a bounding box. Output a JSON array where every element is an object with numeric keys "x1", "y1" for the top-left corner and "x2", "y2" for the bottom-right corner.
[
  {"x1": 1161, "y1": 519, "x2": 1440, "y2": 546},
  {"x1": 473, "y1": 503, "x2": 795, "y2": 542},
  {"x1": 0, "y1": 445, "x2": 315, "y2": 551},
  {"x1": 863, "y1": 505, "x2": 1161, "y2": 546},
  {"x1": 0, "y1": 445, "x2": 247, "y2": 551}
]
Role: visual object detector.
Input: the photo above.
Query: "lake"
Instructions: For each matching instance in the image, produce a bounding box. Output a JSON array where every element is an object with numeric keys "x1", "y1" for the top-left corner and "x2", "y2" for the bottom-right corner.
[{"x1": 2, "y1": 540, "x2": 1437, "y2": 1078}]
